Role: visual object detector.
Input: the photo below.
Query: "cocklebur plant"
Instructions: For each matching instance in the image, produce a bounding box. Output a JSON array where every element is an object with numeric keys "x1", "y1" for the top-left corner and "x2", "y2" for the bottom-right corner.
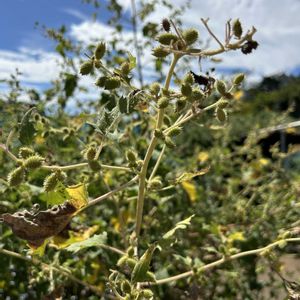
[{"x1": 1, "y1": 16, "x2": 299, "y2": 300}]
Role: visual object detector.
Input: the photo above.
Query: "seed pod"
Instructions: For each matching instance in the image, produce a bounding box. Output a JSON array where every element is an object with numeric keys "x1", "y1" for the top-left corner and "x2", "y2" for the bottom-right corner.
[
  {"x1": 94, "y1": 60, "x2": 101, "y2": 69},
  {"x1": 18, "y1": 147, "x2": 35, "y2": 159},
  {"x1": 131, "y1": 244, "x2": 157, "y2": 283},
  {"x1": 183, "y1": 73, "x2": 194, "y2": 85},
  {"x1": 94, "y1": 42, "x2": 106, "y2": 60},
  {"x1": 157, "y1": 97, "x2": 169, "y2": 109},
  {"x1": 191, "y1": 88, "x2": 204, "y2": 102},
  {"x1": 88, "y1": 160, "x2": 101, "y2": 171},
  {"x1": 104, "y1": 76, "x2": 121, "y2": 90},
  {"x1": 182, "y1": 28, "x2": 199, "y2": 45},
  {"x1": 79, "y1": 60, "x2": 93, "y2": 75},
  {"x1": 120, "y1": 61, "x2": 130, "y2": 76},
  {"x1": 216, "y1": 108, "x2": 227, "y2": 122},
  {"x1": 154, "y1": 129, "x2": 165, "y2": 140},
  {"x1": 149, "y1": 82, "x2": 161, "y2": 96},
  {"x1": 157, "y1": 33, "x2": 178, "y2": 45},
  {"x1": 215, "y1": 80, "x2": 227, "y2": 95},
  {"x1": 162, "y1": 18, "x2": 171, "y2": 32},
  {"x1": 7, "y1": 167, "x2": 25, "y2": 187},
  {"x1": 165, "y1": 136, "x2": 176, "y2": 149},
  {"x1": 121, "y1": 280, "x2": 132, "y2": 294},
  {"x1": 126, "y1": 246, "x2": 135, "y2": 257},
  {"x1": 152, "y1": 47, "x2": 170, "y2": 58},
  {"x1": 233, "y1": 73, "x2": 245, "y2": 85},
  {"x1": 84, "y1": 147, "x2": 97, "y2": 161},
  {"x1": 126, "y1": 150, "x2": 137, "y2": 162},
  {"x1": 95, "y1": 76, "x2": 107, "y2": 88},
  {"x1": 217, "y1": 100, "x2": 229, "y2": 109},
  {"x1": 167, "y1": 126, "x2": 182, "y2": 137},
  {"x1": 232, "y1": 19, "x2": 243, "y2": 39},
  {"x1": 148, "y1": 177, "x2": 163, "y2": 190},
  {"x1": 181, "y1": 83, "x2": 192, "y2": 97},
  {"x1": 43, "y1": 171, "x2": 66, "y2": 192},
  {"x1": 23, "y1": 155, "x2": 44, "y2": 170}
]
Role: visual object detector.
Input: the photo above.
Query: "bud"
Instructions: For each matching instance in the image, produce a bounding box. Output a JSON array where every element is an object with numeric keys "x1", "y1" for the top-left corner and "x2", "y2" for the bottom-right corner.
[
  {"x1": 149, "y1": 82, "x2": 161, "y2": 96},
  {"x1": 94, "y1": 42, "x2": 106, "y2": 60},
  {"x1": 162, "y1": 18, "x2": 171, "y2": 32},
  {"x1": 167, "y1": 127, "x2": 182, "y2": 137},
  {"x1": 232, "y1": 19, "x2": 243, "y2": 39},
  {"x1": 182, "y1": 28, "x2": 199, "y2": 45},
  {"x1": 88, "y1": 160, "x2": 101, "y2": 171},
  {"x1": 121, "y1": 280, "x2": 132, "y2": 294},
  {"x1": 120, "y1": 61, "x2": 130, "y2": 76},
  {"x1": 104, "y1": 76, "x2": 121, "y2": 90},
  {"x1": 216, "y1": 108, "x2": 227, "y2": 122},
  {"x1": 157, "y1": 33, "x2": 178, "y2": 45},
  {"x1": 165, "y1": 136, "x2": 176, "y2": 149},
  {"x1": 126, "y1": 150, "x2": 137, "y2": 162},
  {"x1": 181, "y1": 83, "x2": 192, "y2": 97},
  {"x1": 23, "y1": 155, "x2": 44, "y2": 170},
  {"x1": 7, "y1": 167, "x2": 25, "y2": 187},
  {"x1": 215, "y1": 80, "x2": 227, "y2": 95},
  {"x1": 18, "y1": 147, "x2": 35, "y2": 159},
  {"x1": 233, "y1": 73, "x2": 245, "y2": 85},
  {"x1": 79, "y1": 60, "x2": 93, "y2": 75},
  {"x1": 217, "y1": 100, "x2": 229, "y2": 109},
  {"x1": 126, "y1": 246, "x2": 135, "y2": 257},
  {"x1": 85, "y1": 146, "x2": 97, "y2": 161},
  {"x1": 157, "y1": 97, "x2": 169, "y2": 109},
  {"x1": 152, "y1": 47, "x2": 170, "y2": 58},
  {"x1": 183, "y1": 73, "x2": 194, "y2": 85},
  {"x1": 95, "y1": 76, "x2": 107, "y2": 88}
]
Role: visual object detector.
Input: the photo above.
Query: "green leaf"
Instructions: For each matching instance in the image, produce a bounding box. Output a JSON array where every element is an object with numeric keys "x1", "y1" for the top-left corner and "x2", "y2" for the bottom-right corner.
[
  {"x1": 96, "y1": 106, "x2": 120, "y2": 135},
  {"x1": 127, "y1": 52, "x2": 136, "y2": 70},
  {"x1": 19, "y1": 107, "x2": 36, "y2": 145},
  {"x1": 65, "y1": 233, "x2": 107, "y2": 253},
  {"x1": 162, "y1": 215, "x2": 195, "y2": 240},
  {"x1": 39, "y1": 182, "x2": 68, "y2": 206},
  {"x1": 174, "y1": 167, "x2": 210, "y2": 184}
]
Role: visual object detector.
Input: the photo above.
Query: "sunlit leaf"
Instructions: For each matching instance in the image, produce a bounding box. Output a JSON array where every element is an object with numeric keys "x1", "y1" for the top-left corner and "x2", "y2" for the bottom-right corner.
[
  {"x1": 174, "y1": 167, "x2": 209, "y2": 184},
  {"x1": 40, "y1": 182, "x2": 68, "y2": 206},
  {"x1": 162, "y1": 215, "x2": 195, "y2": 240},
  {"x1": 181, "y1": 181, "x2": 197, "y2": 202},
  {"x1": 65, "y1": 233, "x2": 107, "y2": 253},
  {"x1": 66, "y1": 183, "x2": 88, "y2": 209}
]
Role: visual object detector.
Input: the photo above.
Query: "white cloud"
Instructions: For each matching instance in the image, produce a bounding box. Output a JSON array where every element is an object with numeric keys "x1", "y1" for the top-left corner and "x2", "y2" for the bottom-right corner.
[{"x1": 0, "y1": 0, "x2": 299, "y2": 91}]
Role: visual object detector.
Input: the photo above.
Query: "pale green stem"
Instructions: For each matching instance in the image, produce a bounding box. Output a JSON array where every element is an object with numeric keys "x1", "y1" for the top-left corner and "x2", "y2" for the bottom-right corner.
[
  {"x1": 141, "y1": 238, "x2": 300, "y2": 286},
  {"x1": 149, "y1": 145, "x2": 166, "y2": 181},
  {"x1": 134, "y1": 54, "x2": 180, "y2": 241}
]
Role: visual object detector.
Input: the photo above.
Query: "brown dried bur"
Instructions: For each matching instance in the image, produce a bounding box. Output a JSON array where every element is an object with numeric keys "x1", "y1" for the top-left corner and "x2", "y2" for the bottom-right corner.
[{"x1": 1, "y1": 201, "x2": 77, "y2": 248}]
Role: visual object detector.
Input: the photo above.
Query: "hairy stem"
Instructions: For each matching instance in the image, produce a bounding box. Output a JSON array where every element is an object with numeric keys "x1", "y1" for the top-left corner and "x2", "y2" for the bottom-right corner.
[
  {"x1": 141, "y1": 238, "x2": 300, "y2": 286},
  {"x1": 135, "y1": 54, "x2": 180, "y2": 243}
]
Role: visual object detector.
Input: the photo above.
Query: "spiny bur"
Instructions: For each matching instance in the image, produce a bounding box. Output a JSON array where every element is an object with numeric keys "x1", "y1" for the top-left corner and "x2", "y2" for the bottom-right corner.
[{"x1": 7, "y1": 167, "x2": 25, "y2": 187}]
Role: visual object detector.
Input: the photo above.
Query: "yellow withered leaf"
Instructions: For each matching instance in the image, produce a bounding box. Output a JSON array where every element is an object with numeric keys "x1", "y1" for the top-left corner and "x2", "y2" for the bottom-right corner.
[
  {"x1": 66, "y1": 183, "x2": 88, "y2": 210},
  {"x1": 181, "y1": 181, "x2": 197, "y2": 202}
]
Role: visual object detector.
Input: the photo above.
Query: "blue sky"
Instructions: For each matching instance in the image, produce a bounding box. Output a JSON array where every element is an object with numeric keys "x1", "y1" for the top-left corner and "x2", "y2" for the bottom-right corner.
[{"x1": 1, "y1": 0, "x2": 300, "y2": 98}]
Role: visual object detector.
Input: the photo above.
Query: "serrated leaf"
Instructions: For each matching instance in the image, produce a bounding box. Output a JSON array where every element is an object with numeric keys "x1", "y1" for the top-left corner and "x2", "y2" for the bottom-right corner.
[
  {"x1": 96, "y1": 106, "x2": 120, "y2": 135},
  {"x1": 174, "y1": 167, "x2": 210, "y2": 184},
  {"x1": 66, "y1": 183, "x2": 88, "y2": 209},
  {"x1": 65, "y1": 233, "x2": 107, "y2": 253}
]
